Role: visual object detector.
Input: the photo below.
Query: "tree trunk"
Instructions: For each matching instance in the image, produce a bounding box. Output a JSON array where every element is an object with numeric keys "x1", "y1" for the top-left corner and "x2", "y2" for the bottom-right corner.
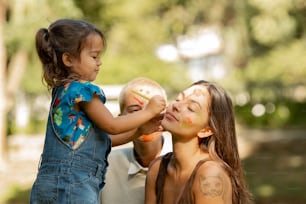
[
  {"x1": 7, "y1": 50, "x2": 28, "y2": 110},
  {"x1": 0, "y1": 0, "x2": 7, "y2": 170}
]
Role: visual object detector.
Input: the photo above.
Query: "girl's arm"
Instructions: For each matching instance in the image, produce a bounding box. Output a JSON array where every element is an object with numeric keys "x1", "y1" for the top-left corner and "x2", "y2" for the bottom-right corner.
[
  {"x1": 80, "y1": 94, "x2": 165, "y2": 135},
  {"x1": 110, "y1": 114, "x2": 164, "y2": 147},
  {"x1": 110, "y1": 129, "x2": 137, "y2": 147}
]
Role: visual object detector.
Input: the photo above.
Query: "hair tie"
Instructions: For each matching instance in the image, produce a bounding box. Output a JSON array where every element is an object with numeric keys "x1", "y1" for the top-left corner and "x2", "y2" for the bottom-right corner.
[{"x1": 43, "y1": 28, "x2": 50, "y2": 41}]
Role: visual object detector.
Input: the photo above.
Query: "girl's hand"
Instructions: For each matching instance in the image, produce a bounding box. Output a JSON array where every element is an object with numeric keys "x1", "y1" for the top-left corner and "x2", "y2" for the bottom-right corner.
[
  {"x1": 137, "y1": 113, "x2": 164, "y2": 135},
  {"x1": 145, "y1": 95, "x2": 166, "y2": 116}
]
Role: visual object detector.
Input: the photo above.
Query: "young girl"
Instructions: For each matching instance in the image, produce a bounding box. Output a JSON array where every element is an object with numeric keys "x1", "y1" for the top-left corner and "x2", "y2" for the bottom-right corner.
[
  {"x1": 145, "y1": 80, "x2": 253, "y2": 204},
  {"x1": 30, "y1": 19, "x2": 165, "y2": 204}
]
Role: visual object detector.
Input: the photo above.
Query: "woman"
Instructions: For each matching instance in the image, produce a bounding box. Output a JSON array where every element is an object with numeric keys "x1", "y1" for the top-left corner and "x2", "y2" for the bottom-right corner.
[{"x1": 145, "y1": 80, "x2": 253, "y2": 204}]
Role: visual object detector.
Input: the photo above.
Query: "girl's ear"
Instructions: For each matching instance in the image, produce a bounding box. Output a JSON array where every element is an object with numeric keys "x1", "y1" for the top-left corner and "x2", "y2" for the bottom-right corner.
[
  {"x1": 62, "y1": 52, "x2": 74, "y2": 67},
  {"x1": 197, "y1": 127, "x2": 213, "y2": 138}
]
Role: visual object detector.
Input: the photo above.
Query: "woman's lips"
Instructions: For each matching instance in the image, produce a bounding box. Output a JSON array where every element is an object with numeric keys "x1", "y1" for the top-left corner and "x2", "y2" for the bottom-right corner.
[{"x1": 164, "y1": 112, "x2": 178, "y2": 121}]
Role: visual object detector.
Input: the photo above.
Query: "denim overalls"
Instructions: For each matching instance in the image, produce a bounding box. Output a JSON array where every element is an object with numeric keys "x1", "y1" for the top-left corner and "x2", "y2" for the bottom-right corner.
[{"x1": 30, "y1": 89, "x2": 111, "y2": 204}]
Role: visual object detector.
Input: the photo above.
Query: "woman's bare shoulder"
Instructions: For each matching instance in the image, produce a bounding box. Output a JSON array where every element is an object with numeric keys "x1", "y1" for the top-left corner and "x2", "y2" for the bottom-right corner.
[
  {"x1": 193, "y1": 160, "x2": 232, "y2": 203},
  {"x1": 196, "y1": 160, "x2": 231, "y2": 185},
  {"x1": 148, "y1": 155, "x2": 163, "y2": 173},
  {"x1": 198, "y1": 160, "x2": 228, "y2": 175}
]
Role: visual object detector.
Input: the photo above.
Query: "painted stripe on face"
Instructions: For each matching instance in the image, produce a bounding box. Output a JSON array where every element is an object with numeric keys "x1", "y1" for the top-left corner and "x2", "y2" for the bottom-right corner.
[
  {"x1": 133, "y1": 95, "x2": 144, "y2": 106},
  {"x1": 132, "y1": 90, "x2": 150, "y2": 101}
]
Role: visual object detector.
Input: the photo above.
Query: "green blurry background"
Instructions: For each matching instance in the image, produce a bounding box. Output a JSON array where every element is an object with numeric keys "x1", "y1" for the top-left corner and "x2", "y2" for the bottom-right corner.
[{"x1": 0, "y1": 0, "x2": 305, "y2": 203}]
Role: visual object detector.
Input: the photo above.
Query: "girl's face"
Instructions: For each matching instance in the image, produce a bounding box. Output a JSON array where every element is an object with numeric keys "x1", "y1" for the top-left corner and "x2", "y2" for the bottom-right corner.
[
  {"x1": 162, "y1": 84, "x2": 211, "y2": 138},
  {"x1": 70, "y1": 33, "x2": 104, "y2": 81}
]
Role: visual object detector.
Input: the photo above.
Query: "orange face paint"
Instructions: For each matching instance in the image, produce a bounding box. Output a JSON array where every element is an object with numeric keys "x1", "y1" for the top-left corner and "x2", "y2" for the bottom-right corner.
[{"x1": 181, "y1": 117, "x2": 193, "y2": 127}]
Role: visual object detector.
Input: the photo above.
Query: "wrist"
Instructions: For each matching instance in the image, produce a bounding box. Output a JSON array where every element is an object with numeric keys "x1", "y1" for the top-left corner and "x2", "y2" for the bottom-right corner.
[{"x1": 143, "y1": 107, "x2": 155, "y2": 118}]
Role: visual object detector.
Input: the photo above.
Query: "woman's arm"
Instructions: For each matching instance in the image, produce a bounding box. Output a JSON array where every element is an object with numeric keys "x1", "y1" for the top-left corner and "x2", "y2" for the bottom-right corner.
[
  {"x1": 194, "y1": 161, "x2": 232, "y2": 204},
  {"x1": 145, "y1": 158, "x2": 162, "y2": 204}
]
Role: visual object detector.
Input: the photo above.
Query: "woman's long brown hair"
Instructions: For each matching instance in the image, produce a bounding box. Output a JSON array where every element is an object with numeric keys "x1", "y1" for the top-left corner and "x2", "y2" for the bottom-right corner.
[{"x1": 194, "y1": 80, "x2": 253, "y2": 204}]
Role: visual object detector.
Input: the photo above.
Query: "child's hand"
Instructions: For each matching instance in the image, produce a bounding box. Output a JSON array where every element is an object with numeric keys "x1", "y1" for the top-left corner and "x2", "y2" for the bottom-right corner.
[
  {"x1": 137, "y1": 113, "x2": 164, "y2": 136},
  {"x1": 146, "y1": 95, "x2": 166, "y2": 116}
]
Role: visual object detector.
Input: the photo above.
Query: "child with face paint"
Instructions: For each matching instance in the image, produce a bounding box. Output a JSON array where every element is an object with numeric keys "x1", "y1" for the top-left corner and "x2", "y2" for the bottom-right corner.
[
  {"x1": 100, "y1": 77, "x2": 172, "y2": 204},
  {"x1": 145, "y1": 80, "x2": 253, "y2": 204}
]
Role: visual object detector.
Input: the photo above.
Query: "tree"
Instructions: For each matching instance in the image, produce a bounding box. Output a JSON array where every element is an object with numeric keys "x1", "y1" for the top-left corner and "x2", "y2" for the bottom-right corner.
[
  {"x1": 0, "y1": 0, "x2": 7, "y2": 168},
  {"x1": 0, "y1": 0, "x2": 82, "y2": 168}
]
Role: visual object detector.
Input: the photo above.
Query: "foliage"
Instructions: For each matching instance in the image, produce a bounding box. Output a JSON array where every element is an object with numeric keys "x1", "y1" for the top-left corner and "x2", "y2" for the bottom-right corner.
[
  {"x1": 3, "y1": 0, "x2": 306, "y2": 133},
  {"x1": 235, "y1": 101, "x2": 306, "y2": 128},
  {"x1": 221, "y1": 0, "x2": 306, "y2": 128},
  {"x1": 1, "y1": 184, "x2": 30, "y2": 204}
]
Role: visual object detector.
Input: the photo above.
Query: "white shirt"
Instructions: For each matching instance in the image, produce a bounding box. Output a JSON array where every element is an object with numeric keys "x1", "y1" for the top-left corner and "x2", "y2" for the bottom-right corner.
[{"x1": 99, "y1": 132, "x2": 172, "y2": 204}]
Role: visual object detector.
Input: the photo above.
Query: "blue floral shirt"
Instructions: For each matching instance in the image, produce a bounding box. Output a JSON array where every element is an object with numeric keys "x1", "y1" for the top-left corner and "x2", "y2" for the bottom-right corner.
[{"x1": 52, "y1": 81, "x2": 106, "y2": 149}]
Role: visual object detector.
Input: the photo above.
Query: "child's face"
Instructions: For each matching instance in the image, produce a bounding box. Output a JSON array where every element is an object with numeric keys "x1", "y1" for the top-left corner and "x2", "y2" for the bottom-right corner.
[
  {"x1": 162, "y1": 84, "x2": 211, "y2": 138},
  {"x1": 70, "y1": 33, "x2": 104, "y2": 81}
]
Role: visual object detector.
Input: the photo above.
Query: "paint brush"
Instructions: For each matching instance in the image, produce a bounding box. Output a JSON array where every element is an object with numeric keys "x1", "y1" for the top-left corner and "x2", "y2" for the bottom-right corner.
[{"x1": 132, "y1": 90, "x2": 150, "y2": 101}]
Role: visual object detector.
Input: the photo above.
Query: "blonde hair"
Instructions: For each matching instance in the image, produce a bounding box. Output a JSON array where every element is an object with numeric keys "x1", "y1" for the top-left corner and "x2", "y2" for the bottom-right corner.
[{"x1": 118, "y1": 77, "x2": 167, "y2": 112}]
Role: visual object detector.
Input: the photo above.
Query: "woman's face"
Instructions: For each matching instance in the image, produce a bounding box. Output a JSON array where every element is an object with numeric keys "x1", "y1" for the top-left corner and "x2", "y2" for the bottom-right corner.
[{"x1": 162, "y1": 84, "x2": 211, "y2": 138}]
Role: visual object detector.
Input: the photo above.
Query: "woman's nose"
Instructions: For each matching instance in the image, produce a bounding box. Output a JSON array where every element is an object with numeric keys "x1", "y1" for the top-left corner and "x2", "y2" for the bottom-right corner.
[{"x1": 172, "y1": 101, "x2": 180, "y2": 112}]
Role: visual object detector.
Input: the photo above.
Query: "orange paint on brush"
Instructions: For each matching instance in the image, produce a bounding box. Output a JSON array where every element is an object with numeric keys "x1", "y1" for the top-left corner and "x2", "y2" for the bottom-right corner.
[
  {"x1": 139, "y1": 134, "x2": 154, "y2": 142},
  {"x1": 138, "y1": 132, "x2": 160, "y2": 142}
]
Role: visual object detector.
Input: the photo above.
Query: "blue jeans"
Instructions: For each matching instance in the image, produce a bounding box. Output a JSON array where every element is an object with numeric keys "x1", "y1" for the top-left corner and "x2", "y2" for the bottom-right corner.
[{"x1": 30, "y1": 161, "x2": 102, "y2": 203}]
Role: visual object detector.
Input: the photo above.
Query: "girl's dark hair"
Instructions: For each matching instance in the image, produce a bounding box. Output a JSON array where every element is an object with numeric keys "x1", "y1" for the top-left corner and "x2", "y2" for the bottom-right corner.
[
  {"x1": 193, "y1": 80, "x2": 253, "y2": 204},
  {"x1": 35, "y1": 19, "x2": 106, "y2": 89}
]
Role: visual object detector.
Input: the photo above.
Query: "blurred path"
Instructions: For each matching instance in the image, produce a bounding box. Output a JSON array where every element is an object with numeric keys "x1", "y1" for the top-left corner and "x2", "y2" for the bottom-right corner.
[
  {"x1": 0, "y1": 128, "x2": 305, "y2": 201},
  {"x1": 0, "y1": 134, "x2": 43, "y2": 200},
  {"x1": 237, "y1": 127, "x2": 306, "y2": 159}
]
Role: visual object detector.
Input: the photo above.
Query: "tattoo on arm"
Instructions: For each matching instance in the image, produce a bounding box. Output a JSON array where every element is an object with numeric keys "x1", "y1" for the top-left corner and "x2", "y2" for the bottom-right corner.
[{"x1": 199, "y1": 174, "x2": 224, "y2": 197}]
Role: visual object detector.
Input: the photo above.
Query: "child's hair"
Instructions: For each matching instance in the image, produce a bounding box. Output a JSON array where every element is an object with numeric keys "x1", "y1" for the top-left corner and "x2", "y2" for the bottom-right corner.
[{"x1": 35, "y1": 19, "x2": 106, "y2": 89}]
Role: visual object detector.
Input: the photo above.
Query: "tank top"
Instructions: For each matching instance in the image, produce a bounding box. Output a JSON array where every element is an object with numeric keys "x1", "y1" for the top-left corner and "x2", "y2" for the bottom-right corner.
[{"x1": 155, "y1": 152, "x2": 210, "y2": 204}]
